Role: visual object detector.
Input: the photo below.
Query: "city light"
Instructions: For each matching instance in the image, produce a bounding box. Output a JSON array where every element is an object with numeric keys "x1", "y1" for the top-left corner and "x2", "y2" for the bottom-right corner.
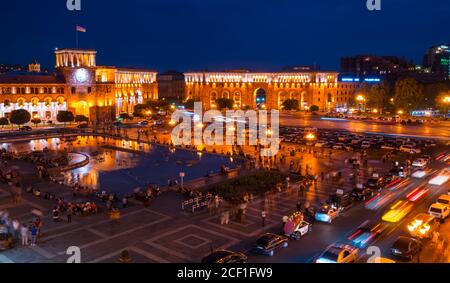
[{"x1": 397, "y1": 110, "x2": 404, "y2": 115}]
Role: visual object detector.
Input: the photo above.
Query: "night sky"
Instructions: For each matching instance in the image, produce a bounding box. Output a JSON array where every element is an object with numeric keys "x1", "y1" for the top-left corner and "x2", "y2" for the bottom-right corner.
[{"x1": 1, "y1": 0, "x2": 449, "y2": 72}]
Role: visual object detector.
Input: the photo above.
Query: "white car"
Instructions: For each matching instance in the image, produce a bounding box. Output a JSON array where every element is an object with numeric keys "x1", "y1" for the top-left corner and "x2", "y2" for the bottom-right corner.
[
  {"x1": 412, "y1": 158, "x2": 428, "y2": 168},
  {"x1": 315, "y1": 205, "x2": 340, "y2": 223},
  {"x1": 332, "y1": 143, "x2": 345, "y2": 150},
  {"x1": 429, "y1": 169, "x2": 450, "y2": 186},
  {"x1": 400, "y1": 145, "x2": 421, "y2": 154},
  {"x1": 315, "y1": 141, "x2": 328, "y2": 148},
  {"x1": 361, "y1": 141, "x2": 371, "y2": 149},
  {"x1": 428, "y1": 203, "x2": 450, "y2": 221},
  {"x1": 436, "y1": 195, "x2": 450, "y2": 207}
]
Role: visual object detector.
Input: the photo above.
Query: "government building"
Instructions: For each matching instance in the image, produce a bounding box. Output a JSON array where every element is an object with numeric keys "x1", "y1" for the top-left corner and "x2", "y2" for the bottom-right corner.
[
  {"x1": 184, "y1": 70, "x2": 364, "y2": 112},
  {"x1": 0, "y1": 48, "x2": 158, "y2": 123}
]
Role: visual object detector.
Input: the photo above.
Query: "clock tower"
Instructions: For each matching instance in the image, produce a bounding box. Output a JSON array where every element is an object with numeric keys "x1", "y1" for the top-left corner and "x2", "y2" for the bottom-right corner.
[{"x1": 55, "y1": 48, "x2": 97, "y2": 117}]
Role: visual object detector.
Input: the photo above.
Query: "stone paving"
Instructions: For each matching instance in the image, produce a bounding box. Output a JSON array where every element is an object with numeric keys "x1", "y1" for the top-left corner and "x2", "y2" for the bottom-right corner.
[{"x1": 0, "y1": 137, "x2": 388, "y2": 263}]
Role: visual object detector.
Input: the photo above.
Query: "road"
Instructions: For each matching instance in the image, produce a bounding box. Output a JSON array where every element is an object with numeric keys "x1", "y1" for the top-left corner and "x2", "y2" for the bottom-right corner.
[
  {"x1": 279, "y1": 113, "x2": 450, "y2": 140},
  {"x1": 245, "y1": 148, "x2": 450, "y2": 263}
]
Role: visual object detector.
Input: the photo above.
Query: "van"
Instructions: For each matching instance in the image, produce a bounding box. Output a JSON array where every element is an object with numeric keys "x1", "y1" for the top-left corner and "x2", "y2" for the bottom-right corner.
[{"x1": 428, "y1": 203, "x2": 450, "y2": 222}]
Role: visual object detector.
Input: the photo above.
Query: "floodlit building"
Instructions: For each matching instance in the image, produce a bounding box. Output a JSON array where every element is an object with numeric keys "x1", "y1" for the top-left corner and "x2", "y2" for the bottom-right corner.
[{"x1": 0, "y1": 48, "x2": 158, "y2": 123}]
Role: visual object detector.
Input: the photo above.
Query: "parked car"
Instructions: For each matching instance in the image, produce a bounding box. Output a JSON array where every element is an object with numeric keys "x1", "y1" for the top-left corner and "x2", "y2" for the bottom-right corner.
[
  {"x1": 399, "y1": 145, "x2": 421, "y2": 154},
  {"x1": 253, "y1": 233, "x2": 289, "y2": 256},
  {"x1": 19, "y1": 126, "x2": 32, "y2": 131},
  {"x1": 391, "y1": 236, "x2": 422, "y2": 261},
  {"x1": 351, "y1": 187, "x2": 375, "y2": 201},
  {"x1": 412, "y1": 158, "x2": 428, "y2": 168},
  {"x1": 201, "y1": 250, "x2": 247, "y2": 263},
  {"x1": 315, "y1": 204, "x2": 340, "y2": 223},
  {"x1": 436, "y1": 195, "x2": 450, "y2": 207}
]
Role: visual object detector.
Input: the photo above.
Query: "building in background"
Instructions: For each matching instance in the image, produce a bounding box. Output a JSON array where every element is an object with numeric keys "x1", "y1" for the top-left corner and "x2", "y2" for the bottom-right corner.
[
  {"x1": 157, "y1": 71, "x2": 185, "y2": 101},
  {"x1": 340, "y1": 54, "x2": 414, "y2": 81},
  {"x1": 184, "y1": 70, "x2": 365, "y2": 112},
  {"x1": 423, "y1": 44, "x2": 450, "y2": 80},
  {"x1": 0, "y1": 48, "x2": 158, "y2": 123}
]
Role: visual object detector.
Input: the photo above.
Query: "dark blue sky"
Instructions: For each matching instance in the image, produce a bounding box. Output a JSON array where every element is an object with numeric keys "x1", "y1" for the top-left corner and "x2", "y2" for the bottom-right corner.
[{"x1": 1, "y1": 0, "x2": 449, "y2": 72}]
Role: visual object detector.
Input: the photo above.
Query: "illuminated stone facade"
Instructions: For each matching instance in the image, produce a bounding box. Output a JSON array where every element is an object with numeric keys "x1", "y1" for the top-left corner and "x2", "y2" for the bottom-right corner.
[
  {"x1": 0, "y1": 49, "x2": 158, "y2": 123},
  {"x1": 184, "y1": 71, "x2": 364, "y2": 111}
]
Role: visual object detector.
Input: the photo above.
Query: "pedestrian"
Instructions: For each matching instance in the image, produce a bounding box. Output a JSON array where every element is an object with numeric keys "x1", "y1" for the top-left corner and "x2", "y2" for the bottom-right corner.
[
  {"x1": 12, "y1": 219, "x2": 20, "y2": 239},
  {"x1": 122, "y1": 196, "x2": 128, "y2": 209},
  {"x1": 296, "y1": 201, "x2": 303, "y2": 212},
  {"x1": 30, "y1": 225, "x2": 38, "y2": 246},
  {"x1": 67, "y1": 205, "x2": 73, "y2": 223},
  {"x1": 261, "y1": 210, "x2": 267, "y2": 228},
  {"x1": 52, "y1": 207, "x2": 60, "y2": 222},
  {"x1": 282, "y1": 215, "x2": 289, "y2": 230},
  {"x1": 20, "y1": 224, "x2": 29, "y2": 246}
]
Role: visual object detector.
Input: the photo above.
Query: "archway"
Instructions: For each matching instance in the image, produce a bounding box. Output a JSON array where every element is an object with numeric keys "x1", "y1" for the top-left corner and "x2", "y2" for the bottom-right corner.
[{"x1": 255, "y1": 88, "x2": 267, "y2": 109}]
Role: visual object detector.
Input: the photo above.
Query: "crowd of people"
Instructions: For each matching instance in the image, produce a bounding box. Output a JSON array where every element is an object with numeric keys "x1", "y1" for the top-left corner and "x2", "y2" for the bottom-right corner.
[{"x1": 0, "y1": 209, "x2": 42, "y2": 247}]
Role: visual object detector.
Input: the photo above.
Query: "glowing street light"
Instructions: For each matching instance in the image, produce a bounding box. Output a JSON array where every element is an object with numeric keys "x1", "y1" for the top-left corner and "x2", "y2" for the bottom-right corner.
[
  {"x1": 305, "y1": 133, "x2": 316, "y2": 140},
  {"x1": 397, "y1": 110, "x2": 404, "y2": 115},
  {"x1": 196, "y1": 122, "x2": 204, "y2": 128},
  {"x1": 169, "y1": 120, "x2": 176, "y2": 126},
  {"x1": 372, "y1": 109, "x2": 378, "y2": 114}
]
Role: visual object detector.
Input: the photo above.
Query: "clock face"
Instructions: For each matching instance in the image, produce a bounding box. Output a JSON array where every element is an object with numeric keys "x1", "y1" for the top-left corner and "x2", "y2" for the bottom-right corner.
[{"x1": 75, "y1": 69, "x2": 88, "y2": 83}]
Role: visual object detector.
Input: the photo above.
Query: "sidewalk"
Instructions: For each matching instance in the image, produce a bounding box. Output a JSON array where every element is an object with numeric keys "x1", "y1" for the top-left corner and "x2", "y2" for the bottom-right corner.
[{"x1": 419, "y1": 220, "x2": 450, "y2": 263}]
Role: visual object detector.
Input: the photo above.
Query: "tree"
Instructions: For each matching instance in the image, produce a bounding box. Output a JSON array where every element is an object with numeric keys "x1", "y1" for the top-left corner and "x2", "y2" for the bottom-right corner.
[
  {"x1": 31, "y1": 118, "x2": 42, "y2": 126},
  {"x1": 368, "y1": 82, "x2": 390, "y2": 114},
  {"x1": 184, "y1": 99, "x2": 197, "y2": 109},
  {"x1": 57, "y1": 111, "x2": 75, "y2": 126},
  {"x1": 282, "y1": 99, "x2": 300, "y2": 111},
  {"x1": 10, "y1": 109, "x2": 31, "y2": 128},
  {"x1": 0, "y1": 117, "x2": 9, "y2": 128},
  {"x1": 119, "y1": 113, "x2": 132, "y2": 120},
  {"x1": 74, "y1": 115, "x2": 89, "y2": 123},
  {"x1": 435, "y1": 91, "x2": 450, "y2": 118},
  {"x1": 309, "y1": 105, "x2": 319, "y2": 112},
  {"x1": 216, "y1": 98, "x2": 234, "y2": 110},
  {"x1": 394, "y1": 78, "x2": 424, "y2": 113},
  {"x1": 132, "y1": 104, "x2": 151, "y2": 118}
]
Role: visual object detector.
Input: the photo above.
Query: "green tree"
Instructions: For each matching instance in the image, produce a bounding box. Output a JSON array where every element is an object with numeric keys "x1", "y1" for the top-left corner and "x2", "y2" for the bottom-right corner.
[
  {"x1": 0, "y1": 117, "x2": 9, "y2": 128},
  {"x1": 10, "y1": 109, "x2": 31, "y2": 128},
  {"x1": 74, "y1": 115, "x2": 89, "y2": 123},
  {"x1": 119, "y1": 113, "x2": 132, "y2": 120},
  {"x1": 57, "y1": 111, "x2": 75, "y2": 126},
  {"x1": 309, "y1": 105, "x2": 319, "y2": 112},
  {"x1": 394, "y1": 78, "x2": 424, "y2": 113},
  {"x1": 282, "y1": 99, "x2": 300, "y2": 111},
  {"x1": 216, "y1": 98, "x2": 234, "y2": 110},
  {"x1": 132, "y1": 104, "x2": 149, "y2": 118},
  {"x1": 367, "y1": 82, "x2": 390, "y2": 113},
  {"x1": 31, "y1": 118, "x2": 42, "y2": 126}
]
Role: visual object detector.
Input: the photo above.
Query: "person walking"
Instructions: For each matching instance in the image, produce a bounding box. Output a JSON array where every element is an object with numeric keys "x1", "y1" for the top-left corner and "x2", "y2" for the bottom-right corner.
[
  {"x1": 12, "y1": 219, "x2": 20, "y2": 239},
  {"x1": 30, "y1": 225, "x2": 38, "y2": 246},
  {"x1": 20, "y1": 224, "x2": 29, "y2": 246},
  {"x1": 122, "y1": 196, "x2": 128, "y2": 209},
  {"x1": 52, "y1": 207, "x2": 60, "y2": 223},
  {"x1": 67, "y1": 206, "x2": 73, "y2": 223},
  {"x1": 261, "y1": 210, "x2": 267, "y2": 228}
]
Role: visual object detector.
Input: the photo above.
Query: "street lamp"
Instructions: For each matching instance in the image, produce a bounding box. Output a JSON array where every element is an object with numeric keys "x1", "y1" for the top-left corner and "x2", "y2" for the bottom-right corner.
[
  {"x1": 443, "y1": 96, "x2": 450, "y2": 119},
  {"x1": 397, "y1": 110, "x2": 404, "y2": 115},
  {"x1": 356, "y1": 95, "x2": 366, "y2": 112}
]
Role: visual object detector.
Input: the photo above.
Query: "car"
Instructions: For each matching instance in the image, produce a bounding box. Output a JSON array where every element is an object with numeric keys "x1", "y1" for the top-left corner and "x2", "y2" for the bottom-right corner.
[
  {"x1": 350, "y1": 186, "x2": 374, "y2": 201},
  {"x1": 407, "y1": 213, "x2": 440, "y2": 239},
  {"x1": 314, "y1": 141, "x2": 328, "y2": 147},
  {"x1": 429, "y1": 169, "x2": 450, "y2": 186},
  {"x1": 154, "y1": 120, "x2": 164, "y2": 126},
  {"x1": 329, "y1": 192, "x2": 354, "y2": 211},
  {"x1": 77, "y1": 123, "x2": 89, "y2": 129},
  {"x1": 428, "y1": 203, "x2": 450, "y2": 222},
  {"x1": 436, "y1": 195, "x2": 450, "y2": 207},
  {"x1": 391, "y1": 236, "x2": 422, "y2": 261},
  {"x1": 282, "y1": 212, "x2": 312, "y2": 240},
  {"x1": 0, "y1": 226, "x2": 13, "y2": 251},
  {"x1": 315, "y1": 204, "x2": 340, "y2": 223},
  {"x1": 138, "y1": 120, "x2": 149, "y2": 126},
  {"x1": 367, "y1": 257, "x2": 396, "y2": 263},
  {"x1": 201, "y1": 250, "x2": 248, "y2": 263},
  {"x1": 361, "y1": 141, "x2": 371, "y2": 149},
  {"x1": 405, "y1": 186, "x2": 429, "y2": 202},
  {"x1": 19, "y1": 126, "x2": 32, "y2": 131},
  {"x1": 411, "y1": 169, "x2": 431, "y2": 179},
  {"x1": 253, "y1": 233, "x2": 289, "y2": 256},
  {"x1": 316, "y1": 244, "x2": 359, "y2": 263},
  {"x1": 332, "y1": 143, "x2": 345, "y2": 150},
  {"x1": 399, "y1": 145, "x2": 421, "y2": 154},
  {"x1": 365, "y1": 177, "x2": 385, "y2": 191},
  {"x1": 348, "y1": 222, "x2": 387, "y2": 248},
  {"x1": 382, "y1": 200, "x2": 413, "y2": 223},
  {"x1": 412, "y1": 158, "x2": 428, "y2": 168}
]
